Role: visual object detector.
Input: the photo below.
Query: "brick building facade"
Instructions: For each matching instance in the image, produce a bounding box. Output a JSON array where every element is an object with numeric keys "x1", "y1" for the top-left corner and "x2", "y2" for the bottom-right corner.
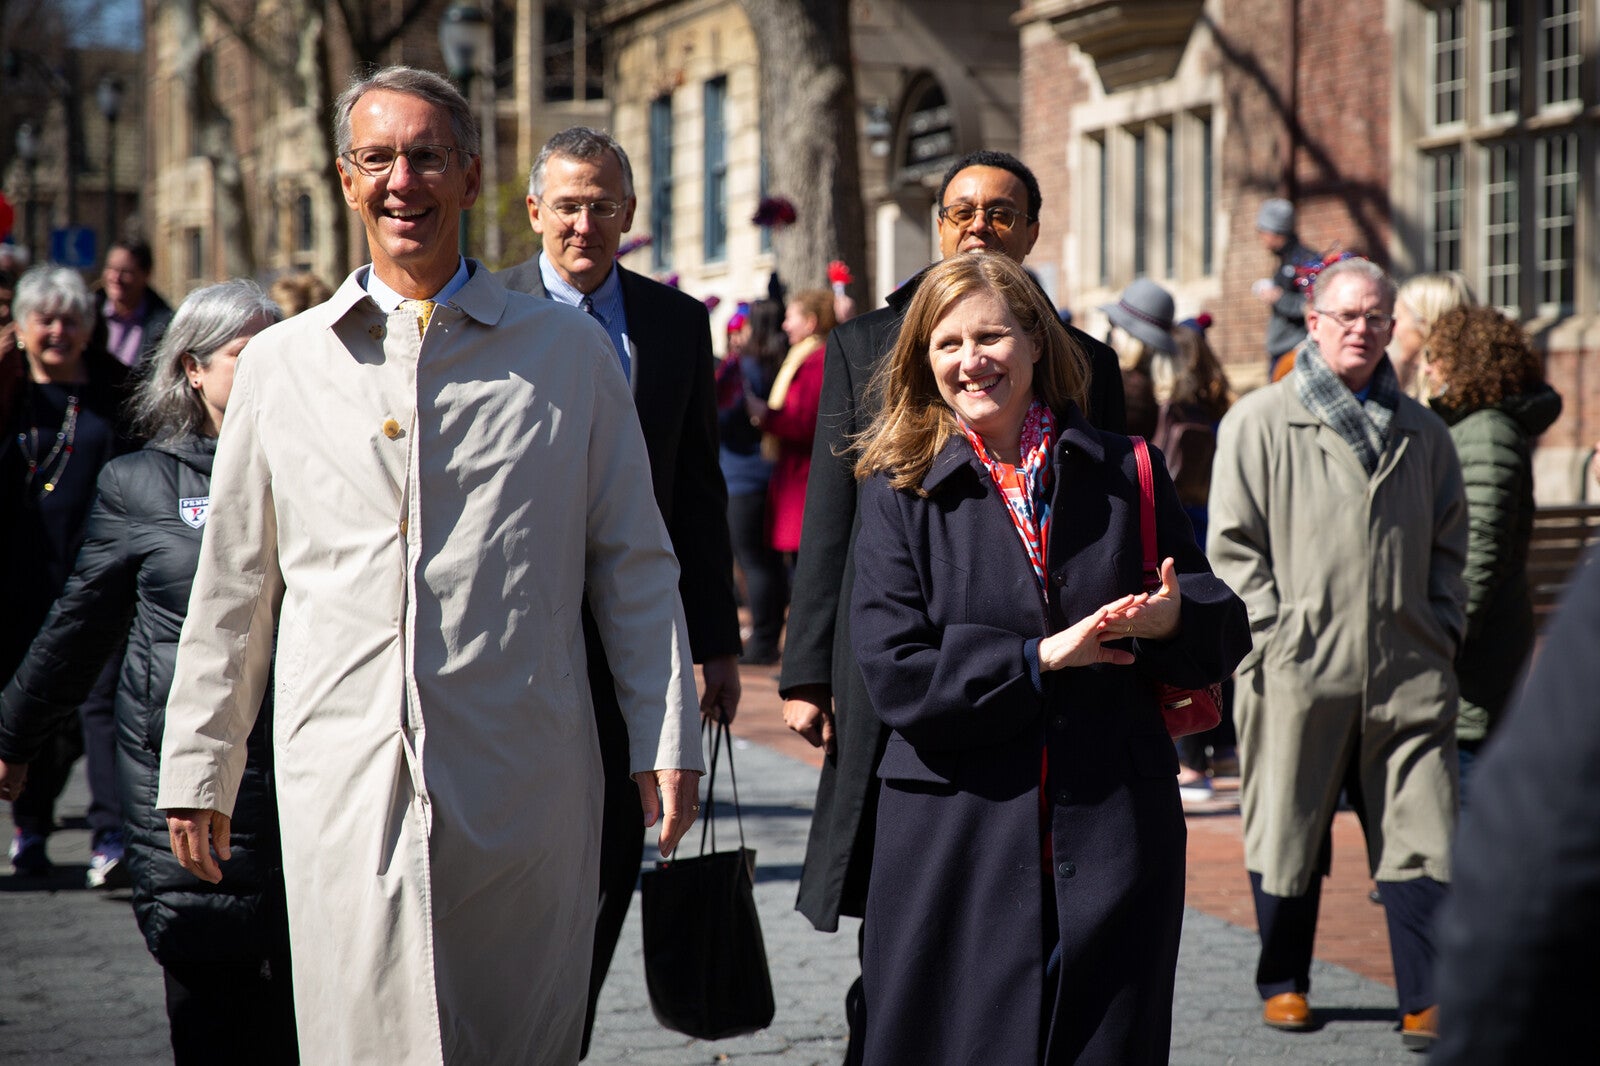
[{"x1": 1019, "y1": 0, "x2": 1599, "y2": 500}]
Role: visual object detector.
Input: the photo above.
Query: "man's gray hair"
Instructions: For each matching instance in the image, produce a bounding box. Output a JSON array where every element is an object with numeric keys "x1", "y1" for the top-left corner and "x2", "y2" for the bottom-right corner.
[
  {"x1": 1313, "y1": 257, "x2": 1398, "y2": 308},
  {"x1": 13, "y1": 264, "x2": 93, "y2": 326},
  {"x1": 333, "y1": 66, "x2": 480, "y2": 160},
  {"x1": 528, "y1": 127, "x2": 635, "y2": 200},
  {"x1": 131, "y1": 279, "x2": 284, "y2": 444}
]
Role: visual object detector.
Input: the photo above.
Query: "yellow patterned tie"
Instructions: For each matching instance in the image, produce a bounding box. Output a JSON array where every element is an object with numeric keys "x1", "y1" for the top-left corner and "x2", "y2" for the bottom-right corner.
[{"x1": 402, "y1": 299, "x2": 436, "y2": 338}]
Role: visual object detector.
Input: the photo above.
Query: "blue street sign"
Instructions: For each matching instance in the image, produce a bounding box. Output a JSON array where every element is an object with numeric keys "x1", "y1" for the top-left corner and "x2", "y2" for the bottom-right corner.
[{"x1": 50, "y1": 226, "x2": 98, "y2": 268}]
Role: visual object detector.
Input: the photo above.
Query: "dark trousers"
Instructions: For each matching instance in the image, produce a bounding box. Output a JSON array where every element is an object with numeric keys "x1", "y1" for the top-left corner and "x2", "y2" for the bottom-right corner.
[
  {"x1": 845, "y1": 922, "x2": 866, "y2": 1066},
  {"x1": 11, "y1": 651, "x2": 122, "y2": 843},
  {"x1": 580, "y1": 661, "x2": 648, "y2": 1060},
  {"x1": 164, "y1": 958, "x2": 298, "y2": 1065},
  {"x1": 1249, "y1": 752, "x2": 1446, "y2": 1016},
  {"x1": 727, "y1": 491, "x2": 788, "y2": 655}
]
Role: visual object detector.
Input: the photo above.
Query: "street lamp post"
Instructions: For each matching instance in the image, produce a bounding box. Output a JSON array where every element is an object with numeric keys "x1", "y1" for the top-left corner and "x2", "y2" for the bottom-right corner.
[
  {"x1": 15, "y1": 123, "x2": 38, "y2": 258},
  {"x1": 97, "y1": 75, "x2": 124, "y2": 248},
  {"x1": 439, "y1": 2, "x2": 489, "y2": 259}
]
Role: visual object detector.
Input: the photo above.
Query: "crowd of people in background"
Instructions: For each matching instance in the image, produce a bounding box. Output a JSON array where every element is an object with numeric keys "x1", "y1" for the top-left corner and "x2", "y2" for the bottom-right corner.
[{"x1": 1, "y1": 61, "x2": 1595, "y2": 1066}]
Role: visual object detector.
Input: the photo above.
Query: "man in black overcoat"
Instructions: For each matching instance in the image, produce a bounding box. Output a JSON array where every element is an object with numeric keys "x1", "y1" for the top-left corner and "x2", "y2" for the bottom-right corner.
[
  {"x1": 1432, "y1": 545, "x2": 1600, "y2": 1064},
  {"x1": 500, "y1": 127, "x2": 742, "y2": 1057},
  {"x1": 777, "y1": 148, "x2": 1126, "y2": 1058}
]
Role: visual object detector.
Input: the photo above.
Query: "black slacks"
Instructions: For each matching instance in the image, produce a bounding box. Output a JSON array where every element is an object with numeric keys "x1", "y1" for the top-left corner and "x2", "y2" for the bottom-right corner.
[
  {"x1": 1250, "y1": 749, "x2": 1447, "y2": 1016},
  {"x1": 163, "y1": 957, "x2": 298, "y2": 1065},
  {"x1": 11, "y1": 651, "x2": 122, "y2": 843},
  {"x1": 579, "y1": 618, "x2": 650, "y2": 1059},
  {"x1": 726, "y1": 490, "x2": 788, "y2": 656}
]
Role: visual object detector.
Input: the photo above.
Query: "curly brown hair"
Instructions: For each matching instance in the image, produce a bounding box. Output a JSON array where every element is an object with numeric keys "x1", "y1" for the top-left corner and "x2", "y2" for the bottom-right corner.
[{"x1": 1426, "y1": 304, "x2": 1543, "y2": 411}]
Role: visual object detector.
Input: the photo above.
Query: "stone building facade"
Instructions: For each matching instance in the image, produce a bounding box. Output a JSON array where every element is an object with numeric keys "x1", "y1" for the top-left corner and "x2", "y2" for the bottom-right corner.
[{"x1": 600, "y1": 0, "x2": 1024, "y2": 336}]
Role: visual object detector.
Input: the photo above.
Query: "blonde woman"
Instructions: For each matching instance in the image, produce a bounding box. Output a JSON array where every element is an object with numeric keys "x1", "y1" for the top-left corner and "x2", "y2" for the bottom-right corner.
[
  {"x1": 1392, "y1": 271, "x2": 1475, "y2": 399},
  {"x1": 747, "y1": 288, "x2": 836, "y2": 555},
  {"x1": 849, "y1": 252, "x2": 1247, "y2": 1064}
]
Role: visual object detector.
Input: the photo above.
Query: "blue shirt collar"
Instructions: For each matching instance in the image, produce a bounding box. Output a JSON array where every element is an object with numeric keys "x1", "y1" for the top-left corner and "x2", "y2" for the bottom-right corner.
[
  {"x1": 539, "y1": 253, "x2": 623, "y2": 319},
  {"x1": 362, "y1": 258, "x2": 471, "y2": 313}
]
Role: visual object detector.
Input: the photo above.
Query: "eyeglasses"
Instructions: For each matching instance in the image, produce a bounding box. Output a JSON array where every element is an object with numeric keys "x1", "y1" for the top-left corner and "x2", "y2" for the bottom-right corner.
[
  {"x1": 540, "y1": 199, "x2": 625, "y2": 222},
  {"x1": 339, "y1": 144, "x2": 471, "y2": 177},
  {"x1": 1314, "y1": 308, "x2": 1395, "y2": 332},
  {"x1": 937, "y1": 202, "x2": 1032, "y2": 233}
]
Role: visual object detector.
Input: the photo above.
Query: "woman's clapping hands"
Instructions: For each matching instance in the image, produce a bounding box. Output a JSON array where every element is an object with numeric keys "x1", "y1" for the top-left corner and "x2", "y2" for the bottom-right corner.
[{"x1": 1037, "y1": 558, "x2": 1182, "y2": 672}]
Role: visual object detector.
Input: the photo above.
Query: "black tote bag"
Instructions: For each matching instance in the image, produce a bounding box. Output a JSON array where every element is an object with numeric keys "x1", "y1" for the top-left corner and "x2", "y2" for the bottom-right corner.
[{"x1": 639, "y1": 719, "x2": 776, "y2": 1040}]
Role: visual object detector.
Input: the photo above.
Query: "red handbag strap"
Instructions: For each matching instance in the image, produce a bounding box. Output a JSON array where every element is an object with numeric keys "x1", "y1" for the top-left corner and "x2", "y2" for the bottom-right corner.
[{"x1": 1131, "y1": 436, "x2": 1160, "y2": 591}]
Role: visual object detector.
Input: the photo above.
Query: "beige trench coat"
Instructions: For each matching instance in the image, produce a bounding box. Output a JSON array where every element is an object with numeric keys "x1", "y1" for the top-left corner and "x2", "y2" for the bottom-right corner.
[
  {"x1": 156, "y1": 265, "x2": 702, "y2": 1064},
  {"x1": 1207, "y1": 379, "x2": 1467, "y2": 897}
]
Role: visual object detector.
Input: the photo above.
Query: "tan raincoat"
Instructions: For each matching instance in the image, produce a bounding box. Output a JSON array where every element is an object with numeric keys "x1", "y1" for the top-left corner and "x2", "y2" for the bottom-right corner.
[
  {"x1": 1208, "y1": 378, "x2": 1466, "y2": 898},
  {"x1": 157, "y1": 265, "x2": 701, "y2": 1064}
]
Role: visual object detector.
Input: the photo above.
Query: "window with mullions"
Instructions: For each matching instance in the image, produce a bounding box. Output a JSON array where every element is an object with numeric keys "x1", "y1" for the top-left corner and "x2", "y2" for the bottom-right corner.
[
  {"x1": 1484, "y1": 143, "x2": 1519, "y2": 311},
  {"x1": 1537, "y1": 0, "x2": 1581, "y2": 109},
  {"x1": 1485, "y1": 0, "x2": 1519, "y2": 119},
  {"x1": 1426, "y1": 149, "x2": 1462, "y2": 272},
  {"x1": 1086, "y1": 112, "x2": 1214, "y2": 289},
  {"x1": 1200, "y1": 114, "x2": 1214, "y2": 276},
  {"x1": 1429, "y1": 1, "x2": 1466, "y2": 128},
  {"x1": 703, "y1": 77, "x2": 728, "y2": 263},
  {"x1": 1132, "y1": 129, "x2": 1148, "y2": 277},
  {"x1": 1411, "y1": 0, "x2": 1591, "y2": 318},
  {"x1": 1536, "y1": 132, "x2": 1577, "y2": 308},
  {"x1": 649, "y1": 96, "x2": 673, "y2": 271},
  {"x1": 1092, "y1": 134, "x2": 1108, "y2": 287}
]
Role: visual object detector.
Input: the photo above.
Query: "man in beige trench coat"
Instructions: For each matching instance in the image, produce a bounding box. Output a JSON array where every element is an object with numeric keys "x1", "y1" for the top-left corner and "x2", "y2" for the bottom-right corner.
[
  {"x1": 156, "y1": 66, "x2": 704, "y2": 1065},
  {"x1": 1208, "y1": 256, "x2": 1466, "y2": 1053}
]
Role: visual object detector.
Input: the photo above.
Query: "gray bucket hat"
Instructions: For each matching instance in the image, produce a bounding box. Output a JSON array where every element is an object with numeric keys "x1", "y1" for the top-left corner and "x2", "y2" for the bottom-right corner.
[
  {"x1": 1099, "y1": 278, "x2": 1177, "y2": 355},
  {"x1": 1257, "y1": 198, "x2": 1296, "y2": 236}
]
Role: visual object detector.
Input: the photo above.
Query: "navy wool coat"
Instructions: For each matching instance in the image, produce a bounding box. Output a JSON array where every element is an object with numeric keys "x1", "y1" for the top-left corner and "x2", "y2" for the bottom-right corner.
[{"x1": 851, "y1": 406, "x2": 1250, "y2": 1065}]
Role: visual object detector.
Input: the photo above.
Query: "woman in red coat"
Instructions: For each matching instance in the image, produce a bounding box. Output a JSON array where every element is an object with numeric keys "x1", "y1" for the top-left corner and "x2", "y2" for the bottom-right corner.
[
  {"x1": 850, "y1": 253, "x2": 1249, "y2": 1064},
  {"x1": 748, "y1": 288, "x2": 835, "y2": 555}
]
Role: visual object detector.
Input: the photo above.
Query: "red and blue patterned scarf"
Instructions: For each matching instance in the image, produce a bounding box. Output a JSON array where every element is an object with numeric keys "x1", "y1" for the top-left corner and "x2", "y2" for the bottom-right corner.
[{"x1": 957, "y1": 400, "x2": 1056, "y2": 601}]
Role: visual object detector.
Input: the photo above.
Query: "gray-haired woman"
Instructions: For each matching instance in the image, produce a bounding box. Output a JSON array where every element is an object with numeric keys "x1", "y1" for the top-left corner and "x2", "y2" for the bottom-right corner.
[
  {"x1": 0, "y1": 280, "x2": 299, "y2": 1063},
  {"x1": 1, "y1": 264, "x2": 128, "y2": 883}
]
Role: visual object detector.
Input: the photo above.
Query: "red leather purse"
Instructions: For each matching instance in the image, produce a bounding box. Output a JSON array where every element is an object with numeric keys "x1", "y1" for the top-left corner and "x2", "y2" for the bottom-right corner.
[{"x1": 1132, "y1": 437, "x2": 1223, "y2": 739}]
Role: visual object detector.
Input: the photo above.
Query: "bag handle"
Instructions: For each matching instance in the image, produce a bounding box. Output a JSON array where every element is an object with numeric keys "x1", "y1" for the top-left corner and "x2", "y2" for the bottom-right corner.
[
  {"x1": 690, "y1": 717, "x2": 749, "y2": 859},
  {"x1": 1130, "y1": 436, "x2": 1160, "y2": 592}
]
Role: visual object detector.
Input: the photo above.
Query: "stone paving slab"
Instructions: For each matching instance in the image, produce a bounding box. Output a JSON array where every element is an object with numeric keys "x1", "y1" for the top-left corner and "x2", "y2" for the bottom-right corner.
[{"x1": 3, "y1": 730, "x2": 1425, "y2": 1063}]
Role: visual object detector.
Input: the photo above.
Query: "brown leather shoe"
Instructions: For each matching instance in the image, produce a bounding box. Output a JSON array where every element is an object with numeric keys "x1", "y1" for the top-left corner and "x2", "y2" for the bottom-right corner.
[
  {"x1": 1401, "y1": 1005, "x2": 1438, "y2": 1051},
  {"x1": 1262, "y1": 992, "x2": 1313, "y2": 1031}
]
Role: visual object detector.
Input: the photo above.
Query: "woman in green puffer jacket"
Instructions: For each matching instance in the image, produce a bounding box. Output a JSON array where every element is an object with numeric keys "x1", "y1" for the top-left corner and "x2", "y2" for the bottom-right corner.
[{"x1": 1424, "y1": 305, "x2": 1562, "y2": 799}]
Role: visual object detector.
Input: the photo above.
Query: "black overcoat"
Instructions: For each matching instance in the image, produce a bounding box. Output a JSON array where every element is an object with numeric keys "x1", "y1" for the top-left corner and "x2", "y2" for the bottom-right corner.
[
  {"x1": 781, "y1": 268, "x2": 1127, "y2": 932},
  {"x1": 850, "y1": 408, "x2": 1249, "y2": 1065},
  {"x1": 0, "y1": 437, "x2": 288, "y2": 969}
]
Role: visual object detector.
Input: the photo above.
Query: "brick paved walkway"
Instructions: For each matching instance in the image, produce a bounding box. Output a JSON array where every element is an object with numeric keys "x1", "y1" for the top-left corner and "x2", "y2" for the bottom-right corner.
[{"x1": 3, "y1": 657, "x2": 1418, "y2": 1063}]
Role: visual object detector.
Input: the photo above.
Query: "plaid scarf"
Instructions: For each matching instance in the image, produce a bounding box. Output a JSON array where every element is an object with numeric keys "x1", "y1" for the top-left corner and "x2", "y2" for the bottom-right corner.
[
  {"x1": 958, "y1": 401, "x2": 1055, "y2": 600},
  {"x1": 1292, "y1": 339, "x2": 1399, "y2": 476}
]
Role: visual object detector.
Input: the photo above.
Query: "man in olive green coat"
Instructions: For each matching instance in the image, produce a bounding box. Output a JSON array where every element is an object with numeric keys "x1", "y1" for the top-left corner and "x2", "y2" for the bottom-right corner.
[{"x1": 1208, "y1": 257, "x2": 1467, "y2": 1052}]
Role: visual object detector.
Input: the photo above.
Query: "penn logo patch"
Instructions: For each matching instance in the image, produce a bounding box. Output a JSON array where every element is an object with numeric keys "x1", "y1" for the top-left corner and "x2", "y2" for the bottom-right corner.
[{"x1": 179, "y1": 496, "x2": 210, "y2": 529}]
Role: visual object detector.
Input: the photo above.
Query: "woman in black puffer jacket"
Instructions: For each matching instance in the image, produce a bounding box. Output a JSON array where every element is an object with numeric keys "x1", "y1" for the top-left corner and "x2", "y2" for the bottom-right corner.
[{"x1": 0, "y1": 280, "x2": 294, "y2": 1064}]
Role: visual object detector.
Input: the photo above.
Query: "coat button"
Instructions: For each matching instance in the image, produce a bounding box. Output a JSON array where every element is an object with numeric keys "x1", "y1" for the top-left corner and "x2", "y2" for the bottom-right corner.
[
  {"x1": 369, "y1": 324, "x2": 385, "y2": 340},
  {"x1": 1054, "y1": 788, "x2": 1071, "y2": 805},
  {"x1": 382, "y1": 418, "x2": 401, "y2": 439},
  {"x1": 1057, "y1": 861, "x2": 1076, "y2": 879},
  {"x1": 1051, "y1": 715, "x2": 1067, "y2": 731}
]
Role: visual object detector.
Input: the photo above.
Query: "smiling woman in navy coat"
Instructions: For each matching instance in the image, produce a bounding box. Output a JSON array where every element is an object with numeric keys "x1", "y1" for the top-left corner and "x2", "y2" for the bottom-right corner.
[{"x1": 849, "y1": 253, "x2": 1249, "y2": 1065}]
